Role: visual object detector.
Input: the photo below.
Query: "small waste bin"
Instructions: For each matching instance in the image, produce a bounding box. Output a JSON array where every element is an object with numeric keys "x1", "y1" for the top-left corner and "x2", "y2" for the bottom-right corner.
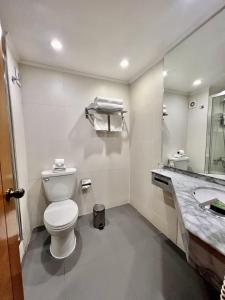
[{"x1": 93, "y1": 204, "x2": 105, "y2": 230}]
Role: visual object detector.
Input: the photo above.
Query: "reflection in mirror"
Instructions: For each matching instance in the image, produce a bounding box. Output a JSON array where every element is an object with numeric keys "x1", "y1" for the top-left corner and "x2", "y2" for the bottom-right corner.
[{"x1": 162, "y1": 8, "x2": 225, "y2": 179}]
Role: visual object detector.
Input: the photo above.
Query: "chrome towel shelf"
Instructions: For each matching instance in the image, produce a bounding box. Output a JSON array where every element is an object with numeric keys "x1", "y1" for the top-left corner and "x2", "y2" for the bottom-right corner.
[{"x1": 85, "y1": 107, "x2": 127, "y2": 132}]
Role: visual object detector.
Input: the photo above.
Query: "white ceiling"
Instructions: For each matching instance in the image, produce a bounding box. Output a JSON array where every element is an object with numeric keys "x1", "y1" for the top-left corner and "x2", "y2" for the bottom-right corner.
[
  {"x1": 164, "y1": 8, "x2": 225, "y2": 94},
  {"x1": 0, "y1": 0, "x2": 224, "y2": 82}
]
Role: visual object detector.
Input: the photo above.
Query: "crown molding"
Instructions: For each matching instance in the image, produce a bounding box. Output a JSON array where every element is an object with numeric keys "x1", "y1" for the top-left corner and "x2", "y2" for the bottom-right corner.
[{"x1": 20, "y1": 60, "x2": 129, "y2": 85}]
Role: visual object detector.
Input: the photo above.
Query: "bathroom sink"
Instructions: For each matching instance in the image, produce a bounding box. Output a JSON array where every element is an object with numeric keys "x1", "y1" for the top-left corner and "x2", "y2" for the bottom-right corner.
[
  {"x1": 193, "y1": 187, "x2": 225, "y2": 218},
  {"x1": 193, "y1": 187, "x2": 225, "y2": 203}
]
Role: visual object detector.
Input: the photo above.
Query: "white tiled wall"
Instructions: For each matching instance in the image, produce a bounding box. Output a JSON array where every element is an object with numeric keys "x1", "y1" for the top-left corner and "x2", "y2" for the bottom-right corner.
[
  {"x1": 19, "y1": 61, "x2": 178, "y2": 242},
  {"x1": 20, "y1": 64, "x2": 130, "y2": 228},
  {"x1": 186, "y1": 88, "x2": 209, "y2": 173},
  {"x1": 130, "y1": 62, "x2": 178, "y2": 240},
  {"x1": 163, "y1": 91, "x2": 189, "y2": 163}
]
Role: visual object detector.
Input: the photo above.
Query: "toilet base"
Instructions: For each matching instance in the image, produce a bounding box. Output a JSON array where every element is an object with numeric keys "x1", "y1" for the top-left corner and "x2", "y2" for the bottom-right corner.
[{"x1": 50, "y1": 229, "x2": 76, "y2": 259}]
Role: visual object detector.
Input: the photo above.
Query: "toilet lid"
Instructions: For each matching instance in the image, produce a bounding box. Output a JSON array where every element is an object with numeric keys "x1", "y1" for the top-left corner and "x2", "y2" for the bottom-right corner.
[{"x1": 44, "y1": 200, "x2": 78, "y2": 228}]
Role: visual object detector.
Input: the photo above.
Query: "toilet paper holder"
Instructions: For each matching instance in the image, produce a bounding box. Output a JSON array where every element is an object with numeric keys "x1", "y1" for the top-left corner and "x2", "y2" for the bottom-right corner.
[{"x1": 81, "y1": 179, "x2": 92, "y2": 191}]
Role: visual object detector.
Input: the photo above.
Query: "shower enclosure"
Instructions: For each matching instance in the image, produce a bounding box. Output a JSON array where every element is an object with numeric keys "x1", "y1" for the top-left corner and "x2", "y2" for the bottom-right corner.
[{"x1": 206, "y1": 91, "x2": 225, "y2": 175}]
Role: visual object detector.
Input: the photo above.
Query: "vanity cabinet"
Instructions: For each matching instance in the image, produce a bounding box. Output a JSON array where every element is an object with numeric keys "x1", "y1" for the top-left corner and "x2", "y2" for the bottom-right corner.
[
  {"x1": 152, "y1": 170, "x2": 225, "y2": 290},
  {"x1": 152, "y1": 173, "x2": 185, "y2": 251}
]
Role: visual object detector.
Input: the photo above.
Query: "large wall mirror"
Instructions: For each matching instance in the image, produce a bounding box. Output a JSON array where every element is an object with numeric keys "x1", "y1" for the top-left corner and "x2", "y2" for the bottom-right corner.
[{"x1": 162, "y1": 8, "x2": 225, "y2": 179}]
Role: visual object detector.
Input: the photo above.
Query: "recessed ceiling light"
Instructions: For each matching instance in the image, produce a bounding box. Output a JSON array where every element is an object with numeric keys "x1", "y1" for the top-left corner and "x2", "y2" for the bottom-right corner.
[
  {"x1": 120, "y1": 59, "x2": 129, "y2": 69},
  {"x1": 163, "y1": 70, "x2": 168, "y2": 77},
  {"x1": 193, "y1": 79, "x2": 202, "y2": 86},
  {"x1": 51, "y1": 39, "x2": 63, "y2": 51}
]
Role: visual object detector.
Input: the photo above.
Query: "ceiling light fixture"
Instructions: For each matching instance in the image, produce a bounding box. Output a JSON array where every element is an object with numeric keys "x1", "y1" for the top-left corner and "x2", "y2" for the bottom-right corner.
[
  {"x1": 51, "y1": 39, "x2": 63, "y2": 51},
  {"x1": 163, "y1": 70, "x2": 168, "y2": 77},
  {"x1": 120, "y1": 59, "x2": 129, "y2": 69},
  {"x1": 193, "y1": 79, "x2": 202, "y2": 87}
]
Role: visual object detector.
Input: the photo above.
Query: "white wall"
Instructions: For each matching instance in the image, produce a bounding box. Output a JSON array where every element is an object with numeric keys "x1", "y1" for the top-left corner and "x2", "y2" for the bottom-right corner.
[
  {"x1": 130, "y1": 62, "x2": 178, "y2": 240},
  {"x1": 16, "y1": 58, "x2": 180, "y2": 247},
  {"x1": 163, "y1": 91, "x2": 188, "y2": 164},
  {"x1": 20, "y1": 64, "x2": 130, "y2": 229},
  {"x1": 186, "y1": 88, "x2": 209, "y2": 172},
  {"x1": 6, "y1": 44, "x2": 31, "y2": 253}
]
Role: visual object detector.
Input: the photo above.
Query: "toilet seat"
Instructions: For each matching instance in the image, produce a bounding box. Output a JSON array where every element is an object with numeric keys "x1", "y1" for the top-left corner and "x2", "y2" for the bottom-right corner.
[{"x1": 44, "y1": 199, "x2": 78, "y2": 230}]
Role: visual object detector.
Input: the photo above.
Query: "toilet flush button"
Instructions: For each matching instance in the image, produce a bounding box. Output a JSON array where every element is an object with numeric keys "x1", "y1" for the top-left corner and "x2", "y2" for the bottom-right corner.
[{"x1": 44, "y1": 178, "x2": 49, "y2": 181}]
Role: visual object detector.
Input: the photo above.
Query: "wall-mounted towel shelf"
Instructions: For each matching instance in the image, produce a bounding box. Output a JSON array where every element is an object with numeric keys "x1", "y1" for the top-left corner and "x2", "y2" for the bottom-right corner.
[{"x1": 85, "y1": 107, "x2": 127, "y2": 132}]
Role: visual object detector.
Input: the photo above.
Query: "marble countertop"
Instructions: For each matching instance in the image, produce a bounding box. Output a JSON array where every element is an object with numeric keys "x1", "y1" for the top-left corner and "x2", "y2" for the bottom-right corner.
[{"x1": 152, "y1": 169, "x2": 225, "y2": 256}]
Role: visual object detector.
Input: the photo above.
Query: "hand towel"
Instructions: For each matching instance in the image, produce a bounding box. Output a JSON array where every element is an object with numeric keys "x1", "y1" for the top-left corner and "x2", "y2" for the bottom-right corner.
[
  {"x1": 110, "y1": 114, "x2": 123, "y2": 132},
  {"x1": 94, "y1": 113, "x2": 109, "y2": 131}
]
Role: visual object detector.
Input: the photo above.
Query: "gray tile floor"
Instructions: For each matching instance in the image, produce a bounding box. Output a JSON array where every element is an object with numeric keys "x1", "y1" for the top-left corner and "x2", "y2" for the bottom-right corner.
[{"x1": 22, "y1": 204, "x2": 219, "y2": 300}]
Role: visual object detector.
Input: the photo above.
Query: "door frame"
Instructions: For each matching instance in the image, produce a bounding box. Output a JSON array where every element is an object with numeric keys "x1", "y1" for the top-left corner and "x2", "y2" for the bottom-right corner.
[
  {"x1": 2, "y1": 32, "x2": 23, "y2": 241},
  {"x1": 0, "y1": 24, "x2": 24, "y2": 300}
]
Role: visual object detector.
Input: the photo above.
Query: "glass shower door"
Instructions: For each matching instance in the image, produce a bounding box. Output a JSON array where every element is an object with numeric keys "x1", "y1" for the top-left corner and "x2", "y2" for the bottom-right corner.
[{"x1": 208, "y1": 91, "x2": 225, "y2": 174}]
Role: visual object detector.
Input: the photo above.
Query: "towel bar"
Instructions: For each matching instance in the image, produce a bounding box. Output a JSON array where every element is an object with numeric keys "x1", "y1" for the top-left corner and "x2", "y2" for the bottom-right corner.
[{"x1": 85, "y1": 107, "x2": 127, "y2": 132}]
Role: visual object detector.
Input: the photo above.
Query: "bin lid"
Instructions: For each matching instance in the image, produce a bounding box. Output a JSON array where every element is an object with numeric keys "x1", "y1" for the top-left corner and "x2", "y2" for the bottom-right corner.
[{"x1": 93, "y1": 204, "x2": 105, "y2": 212}]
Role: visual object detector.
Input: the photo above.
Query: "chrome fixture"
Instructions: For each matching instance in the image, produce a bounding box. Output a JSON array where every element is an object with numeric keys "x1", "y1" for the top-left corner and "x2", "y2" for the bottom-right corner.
[
  {"x1": 81, "y1": 178, "x2": 92, "y2": 192},
  {"x1": 11, "y1": 67, "x2": 21, "y2": 87}
]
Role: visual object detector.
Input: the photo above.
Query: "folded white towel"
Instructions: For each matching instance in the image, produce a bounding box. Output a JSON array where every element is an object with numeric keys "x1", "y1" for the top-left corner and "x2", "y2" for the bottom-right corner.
[
  {"x1": 110, "y1": 114, "x2": 123, "y2": 132},
  {"x1": 87, "y1": 103, "x2": 98, "y2": 110},
  {"x1": 54, "y1": 158, "x2": 65, "y2": 167},
  {"x1": 96, "y1": 102, "x2": 123, "y2": 112},
  {"x1": 94, "y1": 114, "x2": 109, "y2": 131},
  {"x1": 94, "y1": 97, "x2": 124, "y2": 112},
  {"x1": 94, "y1": 97, "x2": 123, "y2": 106},
  {"x1": 87, "y1": 102, "x2": 123, "y2": 112}
]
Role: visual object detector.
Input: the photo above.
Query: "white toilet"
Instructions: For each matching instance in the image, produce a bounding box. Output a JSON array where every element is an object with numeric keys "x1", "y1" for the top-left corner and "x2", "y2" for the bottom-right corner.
[{"x1": 41, "y1": 168, "x2": 78, "y2": 259}]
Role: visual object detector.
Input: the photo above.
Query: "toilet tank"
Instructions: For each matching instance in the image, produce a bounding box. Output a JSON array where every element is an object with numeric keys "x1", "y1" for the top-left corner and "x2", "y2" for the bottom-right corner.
[{"x1": 41, "y1": 168, "x2": 77, "y2": 202}]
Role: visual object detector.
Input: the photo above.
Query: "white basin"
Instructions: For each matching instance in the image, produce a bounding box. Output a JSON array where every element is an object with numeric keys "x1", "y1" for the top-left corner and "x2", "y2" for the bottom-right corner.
[{"x1": 193, "y1": 187, "x2": 225, "y2": 204}]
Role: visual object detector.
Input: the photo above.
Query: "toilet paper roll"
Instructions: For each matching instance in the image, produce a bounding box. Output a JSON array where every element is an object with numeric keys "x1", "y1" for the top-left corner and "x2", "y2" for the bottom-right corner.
[{"x1": 81, "y1": 179, "x2": 92, "y2": 192}]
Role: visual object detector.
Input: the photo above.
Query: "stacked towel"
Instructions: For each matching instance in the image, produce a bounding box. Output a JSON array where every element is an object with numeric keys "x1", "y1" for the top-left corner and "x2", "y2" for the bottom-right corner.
[
  {"x1": 94, "y1": 97, "x2": 123, "y2": 112},
  {"x1": 95, "y1": 97, "x2": 123, "y2": 105}
]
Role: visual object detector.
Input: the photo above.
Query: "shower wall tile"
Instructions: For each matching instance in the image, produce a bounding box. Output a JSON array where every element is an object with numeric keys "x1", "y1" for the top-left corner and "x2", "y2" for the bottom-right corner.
[{"x1": 21, "y1": 64, "x2": 130, "y2": 228}]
